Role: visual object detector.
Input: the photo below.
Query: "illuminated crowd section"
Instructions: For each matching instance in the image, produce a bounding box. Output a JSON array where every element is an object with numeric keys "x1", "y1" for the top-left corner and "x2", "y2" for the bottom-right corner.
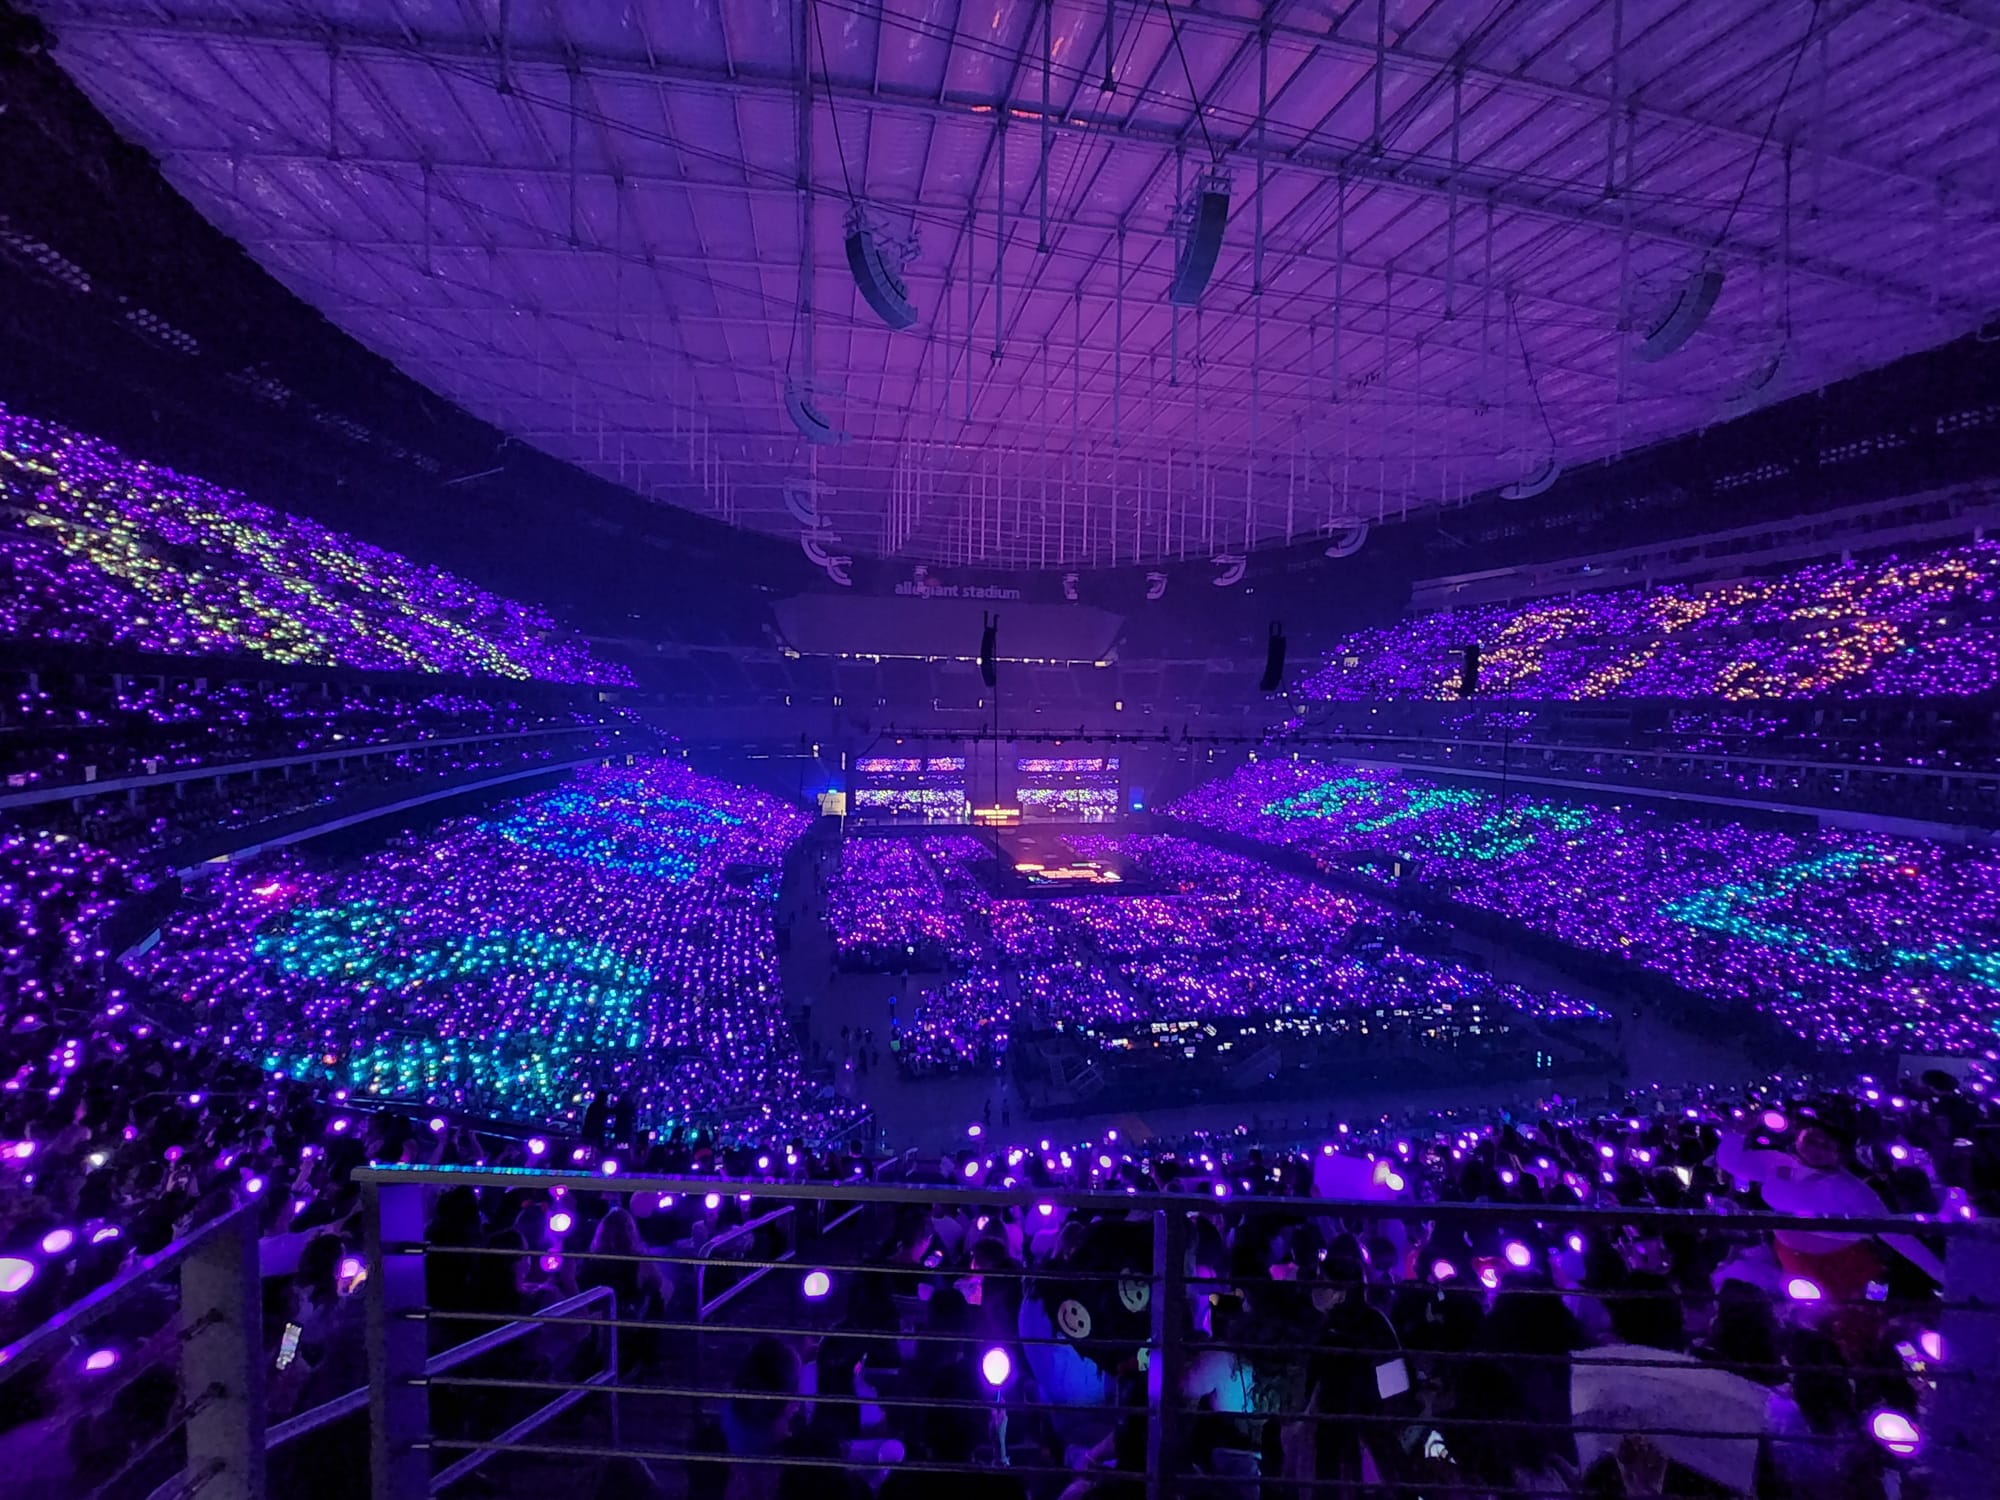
[
  {"x1": 1294, "y1": 540, "x2": 2000, "y2": 701},
  {"x1": 824, "y1": 830, "x2": 1605, "y2": 1073},
  {"x1": 1170, "y1": 761, "x2": 2000, "y2": 1054},
  {"x1": 0, "y1": 402, "x2": 630, "y2": 684},
  {"x1": 128, "y1": 759, "x2": 847, "y2": 1138}
]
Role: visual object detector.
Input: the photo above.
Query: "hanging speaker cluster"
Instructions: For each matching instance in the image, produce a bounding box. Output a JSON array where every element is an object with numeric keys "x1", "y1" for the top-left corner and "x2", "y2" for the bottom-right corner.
[
  {"x1": 1635, "y1": 264, "x2": 1725, "y2": 362},
  {"x1": 1501, "y1": 457, "x2": 1563, "y2": 500},
  {"x1": 1260, "y1": 623, "x2": 1288, "y2": 693},
  {"x1": 1323, "y1": 522, "x2": 1370, "y2": 560},
  {"x1": 979, "y1": 613, "x2": 999, "y2": 688},
  {"x1": 785, "y1": 384, "x2": 843, "y2": 445},
  {"x1": 844, "y1": 207, "x2": 918, "y2": 331},
  {"x1": 1168, "y1": 171, "x2": 1231, "y2": 307},
  {"x1": 1720, "y1": 345, "x2": 1788, "y2": 418}
]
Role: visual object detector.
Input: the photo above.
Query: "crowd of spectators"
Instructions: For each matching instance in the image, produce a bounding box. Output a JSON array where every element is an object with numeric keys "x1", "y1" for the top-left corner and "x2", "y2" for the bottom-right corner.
[
  {"x1": 12, "y1": 731, "x2": 622, "y2": 863},
  {"x1": 1171, "y1": 761, "x2": 2000, "y2": 1055},
  {"x1": 127, "y1": 759, "x2": 854, "y2": 1139},
  {"x1": 824, "y1": 832, "x2": 1608, "y2": 1080},
  {"x1": 1291, "y1": 540, "x2": 2000, "y2": 703},
  {"x1": 520, "y1": 1065, "x2": 1987, "y2": 1499},
  {"x1": 1, "y1": 751, "x2": 1994, "y2": 1498},
  {"x1": 0, "y1": 400, "x2": 628, "y2": 684},
  {"x1": 0, "y1": 672, "x2": 606, "y2": 791}
]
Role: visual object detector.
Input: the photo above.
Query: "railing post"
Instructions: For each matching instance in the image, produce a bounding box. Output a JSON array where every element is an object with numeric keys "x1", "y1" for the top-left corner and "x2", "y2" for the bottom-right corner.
[
  {"x1": 1936, "y1": 1216, "x2": 2000, "y2": 1499},
  {"x1": 365, "y1": 1181, "x2": 430, "y2": 1500},
  {"x1": 179, "y1": 1205, "x2": 267, "y2": 1500},
  {"x1": 1146, "y1": 1208, "x2": 1186, "y2": 1500}
]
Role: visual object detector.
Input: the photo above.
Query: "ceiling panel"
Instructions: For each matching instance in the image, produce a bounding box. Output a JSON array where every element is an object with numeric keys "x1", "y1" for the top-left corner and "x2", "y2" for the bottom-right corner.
[{"x1": 29, "y1": 0, "x2": 2000, "y2": 571}]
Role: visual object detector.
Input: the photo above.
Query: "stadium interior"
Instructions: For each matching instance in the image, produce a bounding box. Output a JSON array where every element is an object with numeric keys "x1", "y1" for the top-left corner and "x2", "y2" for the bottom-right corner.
[{"x1": 1, "y1": 1, "x2": 1999, "y2": 1497}]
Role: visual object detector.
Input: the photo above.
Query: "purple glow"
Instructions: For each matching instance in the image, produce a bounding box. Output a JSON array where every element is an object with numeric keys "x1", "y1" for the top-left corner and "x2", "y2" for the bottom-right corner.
[
  {"x1": 0, "y1": 403, "x2": 629, "y2": 684},
  {"x1": 980, "y1": 1348, "x2": 1013, "y2": 1388},
  {"x1": 1869, "y1": 1410, "x2": 1920, "y2": 1456}
]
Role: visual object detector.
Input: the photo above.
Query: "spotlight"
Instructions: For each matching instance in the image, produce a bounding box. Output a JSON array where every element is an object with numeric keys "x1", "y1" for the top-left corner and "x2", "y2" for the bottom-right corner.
[
  {"x1": 83, "y1": 1349, "x2": 119, "y2": 1373},
  {"x1": 549, "y1": 1211, "x2": 574, "y2": 1234},
  {"x1": 803, "y1": 1270, "x2": 832, "y2": 1300},
  {"x1": 1785, "y1": 1277, "x2": 1822, "y2": 1303},
  {"x1": 1503, "y1": 1241, "x2": 1532, "y2": 1269},
  {"x1": 0, "y1": 1258, "x2": 35, "y2": 1294}
]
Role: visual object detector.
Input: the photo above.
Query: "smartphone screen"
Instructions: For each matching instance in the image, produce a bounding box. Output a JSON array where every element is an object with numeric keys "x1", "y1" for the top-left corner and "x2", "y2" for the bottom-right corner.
[
  {"x1": 1375, "y1": 1357, "x2": 1411, "y2": 1400},
  {"x1": 276, "y1": 1322, "x2": 303, "y2": 1371}
]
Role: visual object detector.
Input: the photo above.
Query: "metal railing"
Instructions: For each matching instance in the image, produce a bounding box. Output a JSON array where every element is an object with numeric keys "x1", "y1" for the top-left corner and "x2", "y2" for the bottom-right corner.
[
  {"x1": 0, "y1": 723, "x2": 608, "y2": 810},
  {"x1": 343, "y1": 1166, "x2": 2000, "y2": 1500},
  {"x1": 136, "y1": 1283, "x2": 620, "y2": 1500},
  {"x1": 0, "y1": 1202, "x2": 265, "y2": 1500},
  {"x1": 695, "y1": 1205, "x2": 797, "y2": 1322}
]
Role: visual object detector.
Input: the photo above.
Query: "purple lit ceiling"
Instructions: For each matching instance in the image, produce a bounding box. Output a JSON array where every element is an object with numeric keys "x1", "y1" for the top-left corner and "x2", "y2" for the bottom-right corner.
[{"x1": 32, "y1": 0, "x2": 2000, "y2": 573}]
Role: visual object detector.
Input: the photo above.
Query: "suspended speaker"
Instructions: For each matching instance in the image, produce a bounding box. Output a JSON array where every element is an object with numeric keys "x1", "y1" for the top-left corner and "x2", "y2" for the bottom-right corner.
[
  {"x1": 1323, "y1": 522, "x2": 1370, "y2": 559},
  {"x1": 1720, "y1": 345, "x2": 1788, "y2": 418},
  {"x1": 845, "y1": 221, "x2": 918, "y2": 331},
  {"x1": 1168, "y1": 184, "x2": 1230, "y2": 307},
  {"x1": 1501, "y1": 457, "x2": 1563, "y2": 500},
  {"x1": 784, "y1": 385, "x2": 842, "y2": 445},
  {"x1": 1459, "y1": 643, "x2": 1481, "y2": 697},
  {"x1": 979, "y1": 613, "x2": 998, "y2": 688},
  {"x1": 1260, "y1": 623, "x2": 1288, "y2": 693},
  {"x1": 1635, "y1": 265, "x2": 1724, "y2": 362}
]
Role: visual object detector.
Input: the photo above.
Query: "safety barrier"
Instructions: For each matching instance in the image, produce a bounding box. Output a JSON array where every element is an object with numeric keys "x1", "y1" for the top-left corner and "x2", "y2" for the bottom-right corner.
[{"x1": 338, "y1": 1166, "x2": 2000, "y2": 1500}]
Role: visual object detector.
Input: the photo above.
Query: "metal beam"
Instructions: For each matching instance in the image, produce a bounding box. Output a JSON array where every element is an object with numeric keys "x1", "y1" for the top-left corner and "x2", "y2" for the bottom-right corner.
[{"x1": 34, "y1": 6, "x2": 1979, "y2": 314}]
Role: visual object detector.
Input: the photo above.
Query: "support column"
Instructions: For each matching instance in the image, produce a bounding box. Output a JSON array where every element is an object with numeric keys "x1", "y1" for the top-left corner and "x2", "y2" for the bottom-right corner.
[
  {"x1": 180, "y1": 1210, "x2": 267, "y2": 1500},
  {"x1": 365, "y1": 1180, "x2": 430, "y2": 1500}
]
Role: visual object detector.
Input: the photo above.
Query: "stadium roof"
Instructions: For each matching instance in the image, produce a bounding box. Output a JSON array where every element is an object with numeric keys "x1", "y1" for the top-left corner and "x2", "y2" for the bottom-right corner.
[{"x1": 31, "y1": 0, "x2": 2000, "y2": 572}]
